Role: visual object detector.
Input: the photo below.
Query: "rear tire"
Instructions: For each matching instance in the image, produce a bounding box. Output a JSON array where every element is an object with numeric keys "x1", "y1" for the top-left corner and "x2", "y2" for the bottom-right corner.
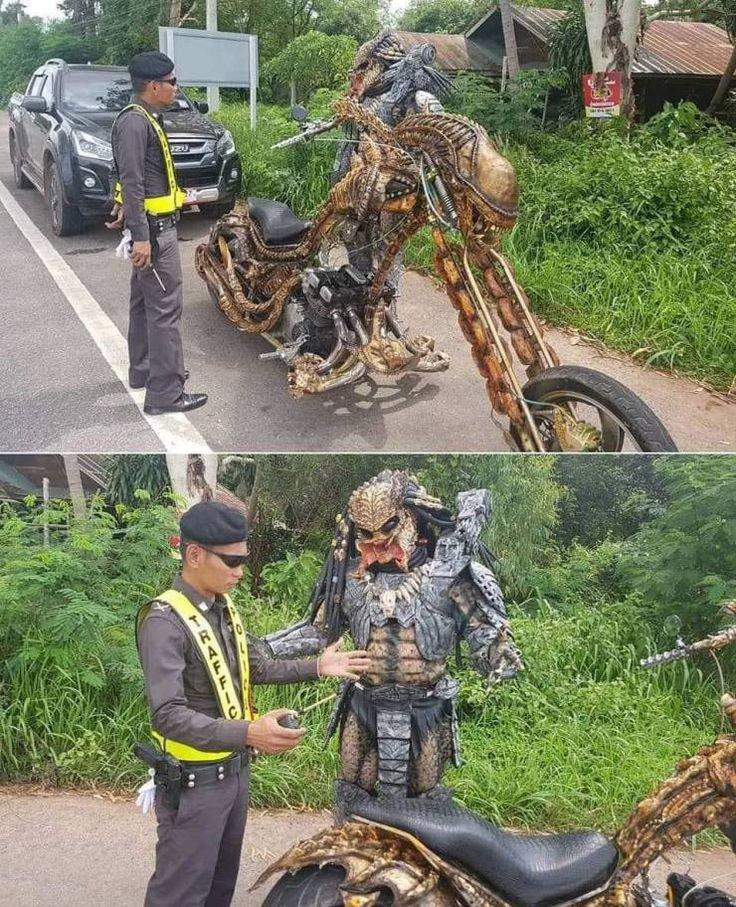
[
  {"x1": 263, "y1": 864, "x2": 394, "y2": 906},
  {"x1": 45, "y1": 160, "x2": 84, "y2": 236},
  {"x1": 518, "y1": 365, "x2": 677, "y2": 452},
  {"x1": 9, "y1": 134, "x2": 31, "y2": 189}
]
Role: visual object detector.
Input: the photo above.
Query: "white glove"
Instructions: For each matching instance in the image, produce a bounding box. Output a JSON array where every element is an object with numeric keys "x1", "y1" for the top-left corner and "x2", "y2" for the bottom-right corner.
[
  {"x1": 135, "y1": 768, "x2": 156, "y2": 814},
  {"x1": 115, "y1": 228, "x2": 133, "y2": 260}
]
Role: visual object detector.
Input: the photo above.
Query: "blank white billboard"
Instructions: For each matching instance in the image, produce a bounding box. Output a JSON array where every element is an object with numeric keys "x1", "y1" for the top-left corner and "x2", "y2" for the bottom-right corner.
[{"x1": 158, "y1": 27, "x2": 258, "y2": 89}]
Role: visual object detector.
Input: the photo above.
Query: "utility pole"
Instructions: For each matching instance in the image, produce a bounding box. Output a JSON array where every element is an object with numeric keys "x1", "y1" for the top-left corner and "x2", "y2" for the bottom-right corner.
[
  {"x1": 499, "y1": 0, "x2": 520, "y2": 79},
  {"x1": 206, "y1": 0, "x2": 220, "y2": 111}
]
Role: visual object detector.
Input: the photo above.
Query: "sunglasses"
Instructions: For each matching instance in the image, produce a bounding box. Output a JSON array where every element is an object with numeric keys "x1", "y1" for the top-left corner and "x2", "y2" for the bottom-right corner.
[
  {"x1": 157, "y1": 76, "x2": 177, "y2": 86},
  {"x1": 198, "y1": 545, "x2": 249, "y2": 568}
]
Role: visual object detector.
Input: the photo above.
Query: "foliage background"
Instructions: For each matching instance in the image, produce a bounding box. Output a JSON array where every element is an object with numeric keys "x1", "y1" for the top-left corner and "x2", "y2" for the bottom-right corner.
[{"x1": 1, "y1": 453, "x2": 735, "y2": 838}]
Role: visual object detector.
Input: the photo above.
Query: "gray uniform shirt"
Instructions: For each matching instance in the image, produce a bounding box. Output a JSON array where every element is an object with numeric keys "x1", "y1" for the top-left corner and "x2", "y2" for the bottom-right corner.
[
  {"x1": 111, "y1": 98, "x2": 170, "y2": 243},
  {"x1": 137, "y1": 574, "x2": 319, "y2": 753}
]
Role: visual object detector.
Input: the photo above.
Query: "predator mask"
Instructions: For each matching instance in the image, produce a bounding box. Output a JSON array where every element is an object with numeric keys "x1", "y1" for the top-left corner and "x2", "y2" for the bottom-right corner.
[
  {"x1": 348, "y1": 470, "x2": 418, "y2": 576},
  {"x1": 348, "y1": 31, "x2": 406, "y2": 100}
]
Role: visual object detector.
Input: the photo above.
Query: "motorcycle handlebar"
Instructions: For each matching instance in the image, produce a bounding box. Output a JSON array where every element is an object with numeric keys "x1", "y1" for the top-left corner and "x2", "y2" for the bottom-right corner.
[
  {"x1": 640, "y1": 613, "x2": 736, "y2": 670},
  {"x1": 270, "y1": 118, "x2": 337, "y2": 150}
]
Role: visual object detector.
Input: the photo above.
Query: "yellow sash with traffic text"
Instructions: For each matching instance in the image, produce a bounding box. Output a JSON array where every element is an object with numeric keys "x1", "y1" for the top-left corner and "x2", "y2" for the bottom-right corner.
[
  {"x1": 113, "y1": 103, "x2": 187, "y2": 215},
  {"x1": 139, "y1": 589, "x2": 254, "y2": 762}
]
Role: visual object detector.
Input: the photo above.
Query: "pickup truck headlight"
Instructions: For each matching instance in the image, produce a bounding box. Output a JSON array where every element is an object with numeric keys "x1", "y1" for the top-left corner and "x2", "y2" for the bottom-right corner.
[
  {"x1": 72, "y1": 130, "x2": 113, "y2": 162},
  {"x1": 216, "y1": 129, "x2": 235, "y2": 156}
]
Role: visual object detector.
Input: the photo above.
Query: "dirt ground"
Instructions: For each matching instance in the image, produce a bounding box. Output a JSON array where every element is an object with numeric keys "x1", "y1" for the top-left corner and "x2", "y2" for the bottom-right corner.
[{"x1": 2, "y1": 787, "x2": 735, "y2": 905}]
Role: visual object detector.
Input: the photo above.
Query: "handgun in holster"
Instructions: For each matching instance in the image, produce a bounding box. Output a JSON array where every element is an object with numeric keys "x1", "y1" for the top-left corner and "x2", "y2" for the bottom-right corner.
[{"x1": 134, "y1": 742, "x2": 182, "y2": 810}]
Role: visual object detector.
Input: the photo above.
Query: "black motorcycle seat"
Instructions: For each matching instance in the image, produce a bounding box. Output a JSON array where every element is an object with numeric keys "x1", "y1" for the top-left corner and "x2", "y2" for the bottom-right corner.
[
  {"x1": 351, "y1": 797, "x2": 618, "y2": 907},
  {"x1": 246, "y1": 197, "x2": 311, "y2": 246}
]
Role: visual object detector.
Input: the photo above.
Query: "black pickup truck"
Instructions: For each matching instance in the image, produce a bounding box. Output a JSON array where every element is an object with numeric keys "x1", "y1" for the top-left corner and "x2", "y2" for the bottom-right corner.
[{"x1": 8, "y1": 59, "x2": 242, "y2": 235}]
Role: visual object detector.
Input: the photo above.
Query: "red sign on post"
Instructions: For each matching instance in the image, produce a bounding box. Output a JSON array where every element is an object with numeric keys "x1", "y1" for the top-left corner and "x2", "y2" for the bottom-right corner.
[{"x1": 582, "y1": 71, "x2": 622, "y2": 118}]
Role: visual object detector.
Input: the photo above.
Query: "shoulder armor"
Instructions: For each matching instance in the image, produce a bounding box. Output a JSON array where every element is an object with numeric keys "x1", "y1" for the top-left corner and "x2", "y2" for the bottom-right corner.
[
  {"x1": 468, "y1": 561, "x2": 507, "y2": 625},
  {"x1": 414, "y1": 90, "x2": 443, "y2": 113},
  {"x1": 455, "y1": 489, "x2": 491, "y2": 555},
  {"x1": 428, "y1": 534, "x2": 471, "y2": 578}
]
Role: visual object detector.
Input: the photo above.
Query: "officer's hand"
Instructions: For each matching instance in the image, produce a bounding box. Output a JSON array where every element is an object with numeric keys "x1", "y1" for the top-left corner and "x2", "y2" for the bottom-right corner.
[
  {"x1": 105, "y1": 204, "x2": 124, "y2": 229},
  {"x1": 131, "y1": 241, "x2": 152, "y2": 269},
  {"x1": 317, "y1": 639, "x2": 371, "y2": 682},
  {"x1": 246, "y1": 709, "x2": 306, "y2": 755}
]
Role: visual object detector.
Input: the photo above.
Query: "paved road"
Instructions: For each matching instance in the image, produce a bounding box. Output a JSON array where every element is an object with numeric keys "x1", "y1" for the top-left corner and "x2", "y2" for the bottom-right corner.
[
  {"x1": 1, "y1": 788, "x2": 735, "y2": 905},
  {"x1": 1, "y1": 111, "x2": 734, "y2": 453}
]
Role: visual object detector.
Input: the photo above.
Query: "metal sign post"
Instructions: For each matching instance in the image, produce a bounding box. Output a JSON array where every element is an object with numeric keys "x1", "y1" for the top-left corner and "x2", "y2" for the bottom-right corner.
[
  {"x1": 249, "y1": 34, "x2": 258, "y2": 130},
  {"x1": 206, "y1": 0, "x2": 220, "y2": 112}
]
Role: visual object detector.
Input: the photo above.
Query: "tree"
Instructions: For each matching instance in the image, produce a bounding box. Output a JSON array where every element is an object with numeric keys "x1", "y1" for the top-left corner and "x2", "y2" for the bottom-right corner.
[
  {"x1": 263, "y1": 30, "x2": 358, "y2": 100},
  {"x1": 0, "y1": 19, "x2": 43, "y2": 103},
  {"x1": 105, "y1": 455, "x2": 170, "y2": 506},
  {"x1": 317, "y1": 0, "x2": 381, "y2": 43},
  {"x1": 554, "y1": 455, "x2": 666, "y2": 548},
  {"x1": 499, "y1": 0, "x2": 520, "y2": 79},
  {"x1": 165, "y1": 454, "x2": 217, "y2": 511},
  {"x1": 398, "y1": 0, "x2": 488, "y2": 34},
  {"x1": 621, "y1": 456, "x2": 736, "y2": 638},
  {"x1": 582, "y1": 0, "x2": 641, "y2": 120},
  {"x1": 703, "y1": 1, "x2": 736, "y2": 114},
  {"x1": 62, "y1": 455, "x2": 87, "y2": 521},
  {"x1": 0, "y1": 1, "x2": 27, "y2": 25},
  {"x1": 57, "y1": 0, "x2": 96, "y2": 39},
  {"x1": 549, "y1": 1, "x2": 591, "y2": 109}
]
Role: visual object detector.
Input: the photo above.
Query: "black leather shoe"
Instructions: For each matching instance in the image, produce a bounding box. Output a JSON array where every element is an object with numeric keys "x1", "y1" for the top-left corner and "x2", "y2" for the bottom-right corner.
[
  {"x1": 144, "y1": 392, "x2": 208, "y2": 415},
  {"x1": 130, "y1": 369, "x2": 189, "y2": 390}
]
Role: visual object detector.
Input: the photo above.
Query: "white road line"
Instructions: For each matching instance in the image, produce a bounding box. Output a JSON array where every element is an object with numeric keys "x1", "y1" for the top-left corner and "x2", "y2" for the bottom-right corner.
[{"x1": 0, "y1": 180, "x2": 211, "y2": 453}]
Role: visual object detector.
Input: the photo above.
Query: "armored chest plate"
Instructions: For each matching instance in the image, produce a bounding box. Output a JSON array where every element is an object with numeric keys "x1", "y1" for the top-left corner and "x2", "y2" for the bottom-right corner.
[{"x1": 344, "y1": 562, "x2": 458, "y2": 660}]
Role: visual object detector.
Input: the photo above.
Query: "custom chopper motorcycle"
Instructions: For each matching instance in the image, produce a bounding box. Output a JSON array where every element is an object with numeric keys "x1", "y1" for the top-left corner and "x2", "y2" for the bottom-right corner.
[
  {"x1": 255, "y1": 604, "x2": 736, "y2": 907},
  {"x1": 195, "y1": 39, "x2": 677, "y2": 453}
]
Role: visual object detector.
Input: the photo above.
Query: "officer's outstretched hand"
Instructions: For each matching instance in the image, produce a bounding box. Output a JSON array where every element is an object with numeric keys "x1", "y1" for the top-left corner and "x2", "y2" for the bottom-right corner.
[
  {"x1": 318, "y1": 639, "x2": 371, "y2": 681},
  {"x1": 246, "y1": 709, "x2": 306, "y2": 755}
]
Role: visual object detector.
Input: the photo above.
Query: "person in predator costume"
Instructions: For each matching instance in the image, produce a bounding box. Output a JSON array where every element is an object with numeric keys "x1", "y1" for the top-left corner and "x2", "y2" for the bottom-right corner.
[
  {"x1": 262, "y1": 470, "x2": 523, "y2": 807},
  {"x1": 332, "y1": 33, "x2": 452, "y2": 298}
]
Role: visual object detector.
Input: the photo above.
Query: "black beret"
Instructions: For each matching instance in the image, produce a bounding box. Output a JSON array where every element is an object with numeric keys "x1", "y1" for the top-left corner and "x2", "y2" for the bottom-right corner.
[
  {"x1": 129, "y1": 51, "x2": 175, "y2": 80},
  {"x1": 180, "y1": 501, "x2": 249, "y2": 545}
]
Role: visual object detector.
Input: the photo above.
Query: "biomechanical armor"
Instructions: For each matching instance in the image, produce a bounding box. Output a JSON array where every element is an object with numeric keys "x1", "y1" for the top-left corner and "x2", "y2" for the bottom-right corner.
[
  {"x1": 332, "y1": 34, "x2": 452, "y2": 291},
  {"x1": 264, "y1": 471, "x2": 522, "y2": 806}
]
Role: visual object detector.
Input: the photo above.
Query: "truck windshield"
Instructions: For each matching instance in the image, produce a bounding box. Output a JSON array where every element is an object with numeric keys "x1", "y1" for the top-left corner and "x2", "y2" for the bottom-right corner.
[{"x1": 61, "y1": 70, "x2": 192, "y2": 113}]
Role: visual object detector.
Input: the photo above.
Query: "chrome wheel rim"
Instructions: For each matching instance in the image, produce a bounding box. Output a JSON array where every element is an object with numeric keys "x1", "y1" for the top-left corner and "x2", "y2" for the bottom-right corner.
[{"x1": 528, "y1": 390, "x2": 638, "y2": 452}]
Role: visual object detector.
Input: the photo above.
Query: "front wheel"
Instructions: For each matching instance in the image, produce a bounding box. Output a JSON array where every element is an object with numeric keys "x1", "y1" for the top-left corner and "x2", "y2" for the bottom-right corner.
[
  {"x1": 262, "y1": 863, "x2": 394, "y2": 907},
  {"x1": 515, "y1": 365, "x2": 677, "y2": 452}
]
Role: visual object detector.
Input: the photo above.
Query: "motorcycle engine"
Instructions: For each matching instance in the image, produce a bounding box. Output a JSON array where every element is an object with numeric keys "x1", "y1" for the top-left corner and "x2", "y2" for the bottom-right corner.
[{"x1": 282, "y1": 265, "x2": 378, "y2": 358}]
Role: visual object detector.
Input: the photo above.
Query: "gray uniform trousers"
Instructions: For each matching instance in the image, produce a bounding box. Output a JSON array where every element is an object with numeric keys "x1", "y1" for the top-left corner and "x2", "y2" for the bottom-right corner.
[
  {"x1": 128, "y1": 225, "x2": 186, "y2": 408},
  {"x1": 144, "y1": 761, "x2": 250, "y2": 907}
]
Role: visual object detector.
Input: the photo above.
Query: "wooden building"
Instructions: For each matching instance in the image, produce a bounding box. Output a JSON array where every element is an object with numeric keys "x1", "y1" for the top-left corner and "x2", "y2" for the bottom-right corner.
[{"x1": 395, "y1": 5, "x2": 735, "y2": 118}]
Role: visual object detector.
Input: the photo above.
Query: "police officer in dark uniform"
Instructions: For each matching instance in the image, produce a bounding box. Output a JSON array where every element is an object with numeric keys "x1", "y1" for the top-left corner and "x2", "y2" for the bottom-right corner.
[
  {"x1": 136, "y1": 501, "x2": 370, "y2": 907},
  {"x1": 110, "y1": 51, "x2": 207, "y2": 415}
]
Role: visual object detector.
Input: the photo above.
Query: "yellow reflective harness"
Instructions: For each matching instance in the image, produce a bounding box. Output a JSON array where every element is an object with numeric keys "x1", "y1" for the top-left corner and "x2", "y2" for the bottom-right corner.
[
  {"x1": 113, "y1": 103, "x2": 187, "y2": 216},
  {"x1": 137, "y1": 588, "x2": 255, "y2": 762}
]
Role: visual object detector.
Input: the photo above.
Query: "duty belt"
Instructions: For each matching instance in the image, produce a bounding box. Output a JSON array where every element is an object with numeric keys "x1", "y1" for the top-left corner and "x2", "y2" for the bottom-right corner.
[
  {"x1": 180, "y1": 751, "x2": 249, "y2": 790},
  {"x1": 356, "y1": 682, "x2": 437, "y2": 702},
  {"x1": 147, "y1": 212, "x2": 179, "y2": 233}
]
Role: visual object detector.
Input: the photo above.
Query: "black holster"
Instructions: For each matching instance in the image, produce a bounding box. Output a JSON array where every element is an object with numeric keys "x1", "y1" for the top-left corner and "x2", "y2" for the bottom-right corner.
[{"x1": 134, "y1": 742, "x2": 182, "y2": 810}]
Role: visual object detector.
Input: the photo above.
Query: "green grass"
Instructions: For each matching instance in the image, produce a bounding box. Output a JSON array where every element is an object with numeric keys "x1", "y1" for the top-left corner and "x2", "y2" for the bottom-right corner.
[
  {"x1": 0, "y1": 594, "x2": 723, "y2": 836},
  {"x1": 213, "y1": 100, "x2": 736, "y2": 392}
]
